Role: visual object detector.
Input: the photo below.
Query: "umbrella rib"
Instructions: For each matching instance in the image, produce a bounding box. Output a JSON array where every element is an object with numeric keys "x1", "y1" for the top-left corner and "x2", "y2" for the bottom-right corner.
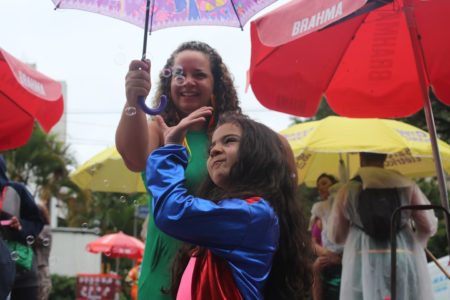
[{"x1": 229, "y1": 0, "x2": 243, "y2": 30}]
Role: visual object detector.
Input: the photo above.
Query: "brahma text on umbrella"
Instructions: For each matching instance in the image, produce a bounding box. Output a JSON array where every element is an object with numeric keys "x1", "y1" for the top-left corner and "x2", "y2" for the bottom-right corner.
[
  {"x1": 369, "y1": 11, "x2": 399, "y2": 81},
  {"x1": 18, "y1": 71, "x2": 45, "y2": 96},
  {"x1": 291, "y1": 1, "x2": 343, "y2": 37}
]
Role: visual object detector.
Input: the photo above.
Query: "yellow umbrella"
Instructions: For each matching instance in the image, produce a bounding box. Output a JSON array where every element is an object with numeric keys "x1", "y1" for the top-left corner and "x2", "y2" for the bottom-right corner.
[
  {"x1": 280, "y1": 116, "x2": 450, "y2": 187},
  {"x1": 70, "y1": 147, "x2": 146, "y2": 193}
]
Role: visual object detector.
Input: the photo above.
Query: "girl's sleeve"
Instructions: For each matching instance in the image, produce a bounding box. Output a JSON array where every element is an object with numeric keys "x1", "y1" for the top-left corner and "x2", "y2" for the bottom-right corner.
[{"x1": 146, "y1": 145, "x2": 275, "y2": 250}]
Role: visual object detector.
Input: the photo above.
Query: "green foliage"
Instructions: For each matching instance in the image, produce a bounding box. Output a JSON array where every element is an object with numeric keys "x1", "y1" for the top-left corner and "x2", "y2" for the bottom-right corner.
[
  {"x1": 401, "y1": 91, "x2": 450, "y2": 143},
  {"x1": 289, "y1": 97, "x2": 337, "y2": 126},
  {"x1": 83, "y1": 192, "x2": 146, "y2": 235},
  {"x1": 49, "y1": 274, "x2": 76, "y2": 300},
  {"x1": 416, "y1": 178, "x2": 449, "y2": 258},
  {"x1": 3, "y1": 123, "x2": 81, "y2": 212}
]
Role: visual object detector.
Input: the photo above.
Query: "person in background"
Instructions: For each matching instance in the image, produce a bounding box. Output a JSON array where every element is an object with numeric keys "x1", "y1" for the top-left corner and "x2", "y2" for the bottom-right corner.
[
  {"x1": 126, "y1": 258, "x2": 142, "y2": 300},
  {"x1": 148, "y1": 111, "x2": 312, "y2": 299},
  {"x1": 0, "y1": 208, "x2": 16, "y2": 300},
  {"x1": 328, "y1": 152, "x2": 438, "y2": 300},
  {"x1": 35, "y1": 203, "x2": 52, "y2": 300},
  {"x1": 0, "y1": 155, "x2": 44, "y2": 300},
  {"x1": 310, "y1": 173, "x2": 343, "y2": 300},
  {"x1": 116, "y1": 41, "x2": 242, "y2": 299}
]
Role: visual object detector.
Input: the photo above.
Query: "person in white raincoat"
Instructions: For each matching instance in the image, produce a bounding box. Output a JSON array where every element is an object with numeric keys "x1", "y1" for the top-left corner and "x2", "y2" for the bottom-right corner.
[{"x1": 328, "y1": 152, "x2": 438, "y2": 300}]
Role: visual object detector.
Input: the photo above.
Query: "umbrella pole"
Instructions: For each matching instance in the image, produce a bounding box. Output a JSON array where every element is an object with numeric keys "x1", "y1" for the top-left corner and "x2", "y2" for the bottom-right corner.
[
  {"x1": 404, "y1": 1, "x2": 450, "y2": 254},
  {"x1": 142, "y1": 0, "x2": 151, "y2": 60},
  {"x1": 115, "y1": 257, "x2": 120, "y2": 274},
  {"x1": 137, "y1": 0, "x2": 168, "y2": 115}
]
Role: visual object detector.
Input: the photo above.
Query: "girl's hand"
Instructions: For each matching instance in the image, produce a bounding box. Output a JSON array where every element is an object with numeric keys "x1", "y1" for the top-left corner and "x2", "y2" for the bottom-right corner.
[
  {"x1": 125, "y1": 59, "x2": 151, "y2": 106},
  {"x1": 155, "y1": 106, "x2": 213, "y2": 145}
]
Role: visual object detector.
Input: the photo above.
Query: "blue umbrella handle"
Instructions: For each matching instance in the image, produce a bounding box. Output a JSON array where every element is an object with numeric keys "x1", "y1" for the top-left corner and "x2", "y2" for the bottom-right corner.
[{"x1": 137, "y1": 94, "x2": 168, "y2": 115}]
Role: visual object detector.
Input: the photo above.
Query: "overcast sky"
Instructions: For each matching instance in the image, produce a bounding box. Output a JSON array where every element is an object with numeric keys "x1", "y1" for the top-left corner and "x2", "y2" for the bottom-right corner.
[{"x1": 2, "y1": 0, "x2": 295, "y2": 165}]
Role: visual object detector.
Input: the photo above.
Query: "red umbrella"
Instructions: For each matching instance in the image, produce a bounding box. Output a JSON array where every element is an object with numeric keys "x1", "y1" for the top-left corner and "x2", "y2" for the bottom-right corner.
[
  {"x1": 0, "y1": 47, "x2": 64, "y2": 151},
  {"x1": 249, "y1": 0, "x2": 450, "y2": 117},
  {"x1": 249, "y1": 1, "x2": 450, "y2": 283},
  {"x1": 249, "y1": 0, "x2": 449, "y2": 231},
  {"x1": 86, "y1": 231, "x2": 144, "y2": 260}
]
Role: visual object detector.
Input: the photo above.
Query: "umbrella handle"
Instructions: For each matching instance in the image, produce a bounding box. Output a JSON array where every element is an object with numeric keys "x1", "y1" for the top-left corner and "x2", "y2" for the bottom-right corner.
[{"x1": 137, "y1": 94, "x2": 168, "y2": 115}]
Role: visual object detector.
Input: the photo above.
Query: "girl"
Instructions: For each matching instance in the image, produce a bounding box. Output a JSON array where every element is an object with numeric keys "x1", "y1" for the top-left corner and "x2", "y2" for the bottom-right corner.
[
  {"x1": 147, "y1": 111, "x2": 312, "y2": 299},
  {"x1": 116, "y1": 41, "x2": 242, "y2": 299}
]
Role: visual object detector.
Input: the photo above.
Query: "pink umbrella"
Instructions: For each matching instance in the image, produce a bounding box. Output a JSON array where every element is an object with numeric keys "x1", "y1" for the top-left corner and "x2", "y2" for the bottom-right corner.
[
  {"x1": 0, "y1": 47, "x2": 64, "y2": 151},
  {"x1": 51, "y1": 0, "x2": 277, "y2": 114},
  {"x1": 86, "y1": 231, "x2": 144, "y2": 260}
]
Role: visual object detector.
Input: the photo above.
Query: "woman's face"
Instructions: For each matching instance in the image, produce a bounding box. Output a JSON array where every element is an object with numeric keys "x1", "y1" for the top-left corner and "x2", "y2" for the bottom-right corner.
[
  {"x1": 316, "y1": 176, "x2": 334, "y2": 200},
  {"x1": 170, "y1": 50, "x2": 214, "y2": 117},
  {"x1": 207, "y1": 123, "x2": 241, "y2": 190}
]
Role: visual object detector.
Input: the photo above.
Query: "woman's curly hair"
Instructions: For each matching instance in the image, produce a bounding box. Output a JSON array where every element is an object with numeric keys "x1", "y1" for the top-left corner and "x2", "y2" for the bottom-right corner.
[{"x1": 153, "y1": 41, "x2": 241, "y2": 129}]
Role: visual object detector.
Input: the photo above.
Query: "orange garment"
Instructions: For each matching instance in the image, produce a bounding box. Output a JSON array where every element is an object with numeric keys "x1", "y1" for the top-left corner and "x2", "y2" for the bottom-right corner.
[{"x1": 127, "y1": 263, "x2": 141, "y2": 300}]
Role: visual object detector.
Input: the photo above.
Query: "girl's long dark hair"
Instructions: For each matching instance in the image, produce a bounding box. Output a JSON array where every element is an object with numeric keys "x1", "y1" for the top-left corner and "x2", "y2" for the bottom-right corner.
[{"x1": 169, "y1": 113, "x2": 313, "y2": 299}]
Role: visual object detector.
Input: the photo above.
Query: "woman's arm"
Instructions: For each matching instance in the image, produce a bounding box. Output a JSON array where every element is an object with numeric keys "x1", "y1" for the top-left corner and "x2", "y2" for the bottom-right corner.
[
  {"x1": 115, "y1": 59, "x2": 161, "y2": 172},
  {"x1": 147, "y1": 145, "x2": 277, "y2": 249},
  {"x1": 410, "y1": 184, "x2": 438, "y2": 244},
  {"x1": 327, "y1": 187, "x2": 350, "y2": 244}
]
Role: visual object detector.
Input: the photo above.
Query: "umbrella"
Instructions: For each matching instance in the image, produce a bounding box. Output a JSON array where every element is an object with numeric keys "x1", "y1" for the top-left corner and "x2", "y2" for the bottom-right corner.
[
  {"x1": 249, "y1": 0, "x2": 450, "y2": 117},
  {"x1": 0, "y1": 47, "x2": 64, "y2": 151},
  {"x1": 86, "y1": 231, "x2": 144, "y2": 259},
  {"x1": 70, "y1": 146, "x2": 146, "y2": 194},
  {"x1": 51, "y1": 0, "x2": 277, "y2": 114},
  {"x1": 248, "y1": 0, "x2": 450, "y2": 254},
  {"x1": 280, "y1": 116, "x2": 450, "y2": 187},
  {"x1": 86, "y1": 231, "x2": 145, "y2": 273}
]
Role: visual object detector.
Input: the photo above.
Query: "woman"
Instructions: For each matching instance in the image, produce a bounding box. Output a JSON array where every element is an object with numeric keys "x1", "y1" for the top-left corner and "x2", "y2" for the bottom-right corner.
[
  {"x1": 116, "y1": 41, "x2": 241, "y2": 299},
  {"x1": 310, "y1": 173, "x2": 343, "y2": 300}
]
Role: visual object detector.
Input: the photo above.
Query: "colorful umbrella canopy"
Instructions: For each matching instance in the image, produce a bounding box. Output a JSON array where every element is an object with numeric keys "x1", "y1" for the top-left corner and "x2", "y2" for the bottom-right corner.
[
  {"x1": 280, "y1": 116, "x2": 450, "y2": 187},
  {"x1": 86, "y1": 231, "x2": 144, "y2": 259},
  {"x1": 70, "y1": 146, "x2": 146, "y2": 194},
  {"x1": 52, "y1": 0, "x2": 276, "y2": 32},
  {"x1": 51, "y1": 0, "x2": 277, "y2": 114},
  {"x1": 0, "y1": 47, "x2": 64, "y2": 151}
]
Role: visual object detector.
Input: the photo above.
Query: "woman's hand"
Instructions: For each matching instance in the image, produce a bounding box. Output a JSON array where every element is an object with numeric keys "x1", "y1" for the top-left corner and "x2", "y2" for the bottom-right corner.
[
  {"x1": 125, "y1": 59, "x2": 151, "y2": 106},
  {"x1": 9, "y1": 216, "x2": 22, "y2": 231},
  {"x1": 155, "y1": 106, "x2": 213, "y2": 145}
]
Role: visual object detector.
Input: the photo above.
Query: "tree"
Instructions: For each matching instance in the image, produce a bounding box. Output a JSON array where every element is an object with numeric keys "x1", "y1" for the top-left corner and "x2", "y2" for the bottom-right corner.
[{"x1": 3, "y1": 123, "x2": 81, "y2": 215}]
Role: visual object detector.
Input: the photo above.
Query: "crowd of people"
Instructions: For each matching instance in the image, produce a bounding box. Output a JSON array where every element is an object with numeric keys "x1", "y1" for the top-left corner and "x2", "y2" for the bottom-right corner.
[
  {"x1": 0, "y1": 156, "x2": 52, "y2": 300},
  {"x1": 0, "y1": 39, "x2": 441, "y2": 300},
  {"x1": 115, "y1": 40, "x2": 439, "y2": 300}
]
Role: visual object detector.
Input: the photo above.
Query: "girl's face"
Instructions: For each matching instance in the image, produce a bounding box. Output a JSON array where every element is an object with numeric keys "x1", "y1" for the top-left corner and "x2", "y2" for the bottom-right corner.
[
  {"x1": 316, "y1": 176, "x2": 334, "y2": 200},
  {"x1": 207, "y1": 123, "x2": 242, "y2": 189},
  {"x1": 171, "y1": 50, "x2": 214, "y2": 117}
]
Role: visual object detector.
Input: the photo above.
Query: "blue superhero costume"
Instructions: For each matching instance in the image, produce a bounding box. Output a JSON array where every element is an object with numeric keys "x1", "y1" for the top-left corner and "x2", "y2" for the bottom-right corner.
[{"x1": 147, "y1": 145, "x2": 279, "y2": 300}]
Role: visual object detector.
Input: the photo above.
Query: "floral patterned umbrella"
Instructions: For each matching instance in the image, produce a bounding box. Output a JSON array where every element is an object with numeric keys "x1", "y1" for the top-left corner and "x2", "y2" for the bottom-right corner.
[{"x1": 51, "y1": 0, "x2": 277, "y2": 114}]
